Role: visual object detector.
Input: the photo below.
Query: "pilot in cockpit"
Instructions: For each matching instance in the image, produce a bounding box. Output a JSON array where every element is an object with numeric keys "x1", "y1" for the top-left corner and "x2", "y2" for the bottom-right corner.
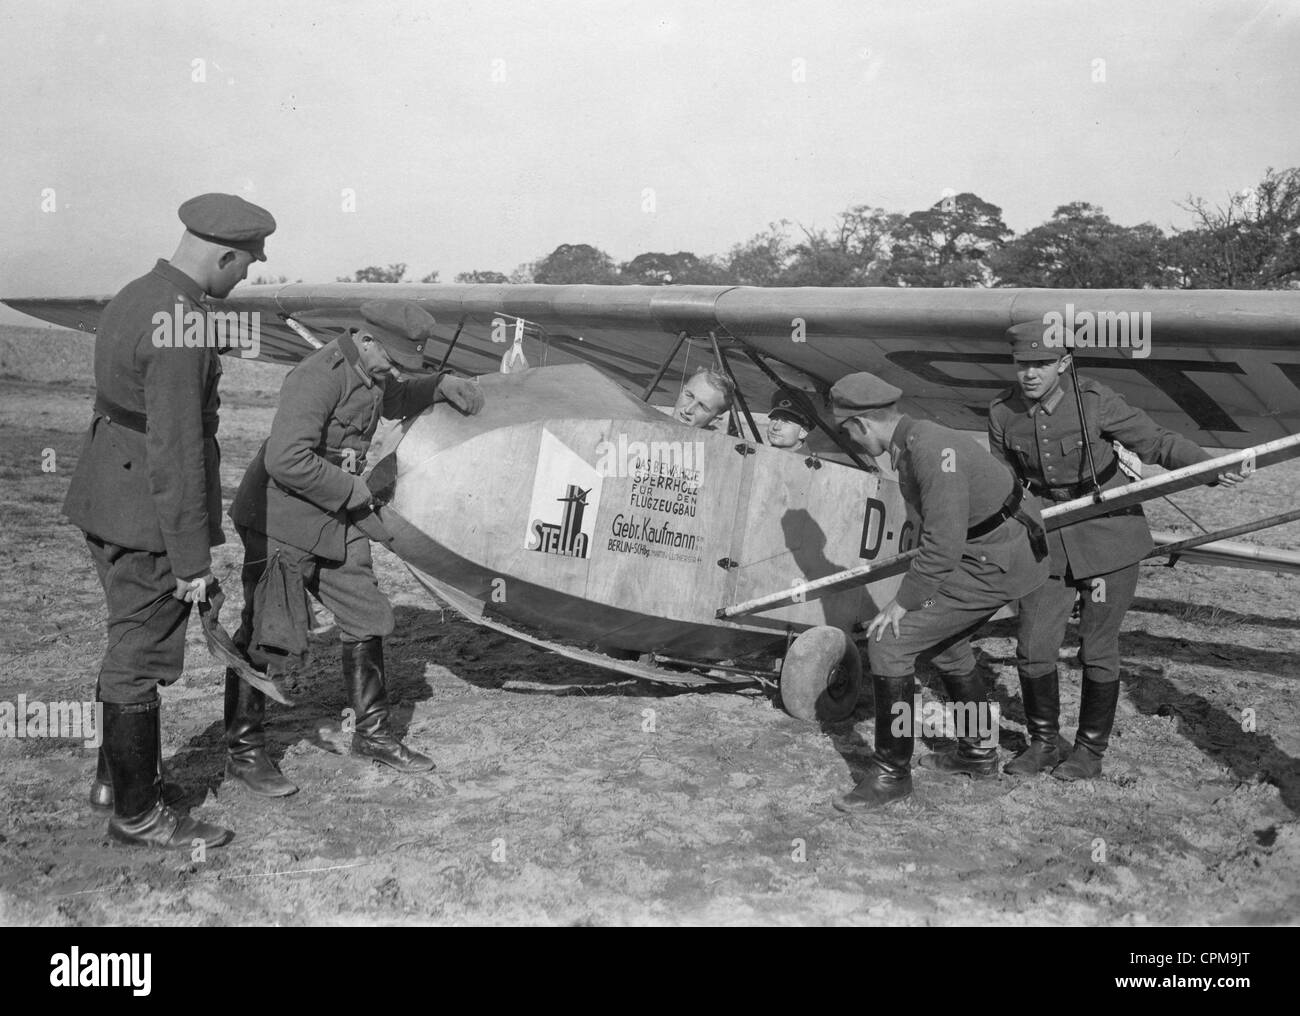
[
  {"x1": 765, "y1": 389, "x2": 814, "y2": 452},
  {"x1": 671, "y1": 367, "x2": 734, "y2": 430}
]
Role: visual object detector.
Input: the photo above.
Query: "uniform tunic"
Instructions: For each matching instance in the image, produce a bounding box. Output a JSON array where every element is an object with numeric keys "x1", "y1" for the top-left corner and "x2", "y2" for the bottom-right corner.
[
  {"x1": 987, "y1": 371, "x2": 1210, "y2": 579},
  {"x1": 987, "y1": 371, "x2": 1212, "y2": 684},
  {"x1": 65, "y1": 260, "x2": 224, "y2": 579},
  {"x1": 869, "y1": 416, "x2": 1049, "y2": 678},
  {"x1": 63, "y1": 260, "x2": 225, "y2": 703},
  {"x1": 230, "y1": 334, "x2": 443, "y2": 662}
]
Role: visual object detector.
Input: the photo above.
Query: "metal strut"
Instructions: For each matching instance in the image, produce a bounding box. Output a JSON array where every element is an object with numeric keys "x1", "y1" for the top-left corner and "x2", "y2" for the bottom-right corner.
[
  {"x1": 640, "y1": 330, "x2": 689, "y2": 402},
  {"x1": 437, "y1": 317, "x2": 467, "y2": 371},
  {"x1": 731, "y1": 340, "x2": 876, "y2": 472},
  {"x1": 1145, "y1": 508, "x2": 1300, "y2": 565},
  {"x1": 709, "y1": 331, "x2": 762, "y2": 443}
]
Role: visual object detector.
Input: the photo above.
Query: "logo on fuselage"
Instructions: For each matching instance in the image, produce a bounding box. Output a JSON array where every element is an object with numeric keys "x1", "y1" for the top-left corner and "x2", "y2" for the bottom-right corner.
[
  {"x1": 528, "y1": 484, "x2": 593, "y2": 558},
  {"x1": 523, "y1": 430, "x2": 603, "y2": 559}
]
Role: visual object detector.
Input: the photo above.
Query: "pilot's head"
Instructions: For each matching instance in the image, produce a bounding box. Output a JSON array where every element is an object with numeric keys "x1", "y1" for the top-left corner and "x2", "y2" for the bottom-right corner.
[
  {"x1": 766, "y1": 390, "x2": 813, "y2": 450},
  {"x1": 673, "y1": 368, "x2": 734, "y2": 429},
  {"x1": 830, "y1": 372, "x2": 903, "y2": 458},
  {"x1": 1007, "y1": 322, "x2": 1071, "y2": 404}
]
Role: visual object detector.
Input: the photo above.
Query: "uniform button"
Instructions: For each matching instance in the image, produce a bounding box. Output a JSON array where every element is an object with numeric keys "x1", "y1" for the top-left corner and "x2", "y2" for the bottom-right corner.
[{"x1": 979, "y1": 554, "x2": 987, "y2": 561}]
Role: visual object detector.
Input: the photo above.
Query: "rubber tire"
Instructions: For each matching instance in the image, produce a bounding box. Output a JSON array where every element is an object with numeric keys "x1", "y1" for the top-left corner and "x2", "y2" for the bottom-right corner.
[{"x1": 779, "y1": 626, "x2": 863, "y2": 722}]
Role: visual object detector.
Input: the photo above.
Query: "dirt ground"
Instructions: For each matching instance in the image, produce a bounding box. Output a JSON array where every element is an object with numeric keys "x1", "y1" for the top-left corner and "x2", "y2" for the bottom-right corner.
[{"x1": 0, "y1": 324, "x2": 1297, "y2": 926}]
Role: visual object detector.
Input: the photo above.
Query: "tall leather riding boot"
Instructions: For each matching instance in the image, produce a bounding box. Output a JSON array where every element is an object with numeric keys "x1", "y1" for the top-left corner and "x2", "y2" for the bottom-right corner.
[
  {"x1": 224, "y1": 668, "x2": 298, "y2": 797},
  {"x1": 1004, "y1": 669, "x2": 1072, "y2": 775},
  {"x1": 919, "y1": 669, "x2": 998, "y2": 777},
  {"x1": 1052, "y1": 677, "x2": 1120, "y2": 781},
  {"x1": 89, "y1": 701, "x2": 184, "y2": 811},
  {"x1": 343, "y1": 638, "x2": 435, "y2": 774},
  {"x1": 103, "y1": 699, "x2": 233, "y2": 849},
  {"x1": 834, "y1": 673, "x2": 915, "y2": 812}
]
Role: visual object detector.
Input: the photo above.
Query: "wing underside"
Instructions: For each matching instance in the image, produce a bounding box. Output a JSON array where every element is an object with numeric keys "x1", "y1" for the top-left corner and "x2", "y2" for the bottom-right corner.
[{"x1": 6, "y1": 284, "x2": 1298, "y2": 447}]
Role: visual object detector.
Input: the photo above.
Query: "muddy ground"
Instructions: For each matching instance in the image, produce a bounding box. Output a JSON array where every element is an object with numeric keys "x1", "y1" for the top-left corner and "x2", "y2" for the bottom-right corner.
[{"x1": 0, "y1": 324, "x2": 1296, "y2": 926}]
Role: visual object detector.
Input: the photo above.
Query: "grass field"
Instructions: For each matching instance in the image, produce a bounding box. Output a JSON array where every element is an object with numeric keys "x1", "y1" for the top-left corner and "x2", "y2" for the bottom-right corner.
[{"x1": 0, "y1": 323, "x2": 1296, "y2": 926}]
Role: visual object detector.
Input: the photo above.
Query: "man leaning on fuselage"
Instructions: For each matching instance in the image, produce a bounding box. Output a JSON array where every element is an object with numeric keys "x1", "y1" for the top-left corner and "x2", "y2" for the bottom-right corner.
[
  {"x1": 225, "y1": 300, "x2": 485, "y2": 796},
  {"x1": 829, "y1": 372, "x2": 1050, "y2": 813}
]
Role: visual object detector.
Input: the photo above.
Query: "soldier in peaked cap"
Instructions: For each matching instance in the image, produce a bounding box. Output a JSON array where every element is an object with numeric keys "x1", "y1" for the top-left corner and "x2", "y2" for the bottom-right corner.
[
  {"x1": 827, "y1": 371, "x2": 1050, "y2": 813},
  {"x1": 227, "y1": 299, "x2": 485, "y2": 795},
  {"x1": 178, "y1": 193, "x2": 276, "y2": 262},
  {"x1": 989, "y1": 321, "x2": 1244, "y2": 781},
  {"x1": 64, "y1": 192, "x2": 276, "y2": 850},
  {"x1": 766, "y1": 389, "x2": 815, "y2": 452}
]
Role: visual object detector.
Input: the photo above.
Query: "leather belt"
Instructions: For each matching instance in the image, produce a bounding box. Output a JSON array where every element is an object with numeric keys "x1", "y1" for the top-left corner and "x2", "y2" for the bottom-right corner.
[
  {"x1": 94, "y1": 394, "x2": 147, "y2": 433},
  {"x1": 324, "y1": 447, "x2": 367, "y2": 474},
  {"x1": 94, "y1": 394, "x2": 218, "y2": 439},
  {"x1": 1027, "y1": 456, "x2": 1118, "y2": 501},
  {"x1": 968, "y1": 482, "x2": 1048, "y2": 559}
]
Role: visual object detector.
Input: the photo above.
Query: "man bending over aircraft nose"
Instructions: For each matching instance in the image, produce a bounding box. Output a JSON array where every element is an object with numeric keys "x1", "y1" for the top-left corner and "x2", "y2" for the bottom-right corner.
[
  {"x1": 225, "y1": 300, "x2": 484, "y2": 796},
  {"x1": 829, "y1": 372, "x2": 1050, "y2": 813},
  {"x1": 672, "y1": 367, "x2": 734, "y2": 430},
  {"x1": 988, "y1": 322, "x2": 1244, "y2": 782}
]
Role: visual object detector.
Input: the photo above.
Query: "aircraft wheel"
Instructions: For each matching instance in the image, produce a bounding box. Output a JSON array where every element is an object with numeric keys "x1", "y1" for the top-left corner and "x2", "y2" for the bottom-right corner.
[{"x1": 779, "y1": 626, "x2": 862, "y2": 722}]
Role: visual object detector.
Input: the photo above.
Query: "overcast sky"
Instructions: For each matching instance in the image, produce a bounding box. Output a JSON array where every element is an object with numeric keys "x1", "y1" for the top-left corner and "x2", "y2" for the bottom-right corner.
[{"x1": 1, "y1": 0, "x2": 1297, "y2": 320}]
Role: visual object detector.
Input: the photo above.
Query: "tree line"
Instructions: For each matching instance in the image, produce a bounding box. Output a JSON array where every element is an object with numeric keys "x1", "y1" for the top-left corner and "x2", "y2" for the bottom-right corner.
[{"x1": 282, "y1": 166, "x2": 1300, "y2": 290}]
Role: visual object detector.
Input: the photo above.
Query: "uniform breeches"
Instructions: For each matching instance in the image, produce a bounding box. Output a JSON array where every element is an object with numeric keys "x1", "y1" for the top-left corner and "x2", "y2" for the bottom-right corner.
[
  {"x1": 867, "y1": 585, "x2": 1005, "y2": 678},
  {"x1": 1016, "y1": 561, "x2": 1139, "y2": 685},
  {"x1": 85, "y1": 534, "x2": 192, "y2": 704}
]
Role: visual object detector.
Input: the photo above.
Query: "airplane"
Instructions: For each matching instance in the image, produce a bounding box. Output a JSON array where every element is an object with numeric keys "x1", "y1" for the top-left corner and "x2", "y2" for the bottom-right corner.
[{"x1": 7, "y1": 283, "x2": 1300, "y2": 721}]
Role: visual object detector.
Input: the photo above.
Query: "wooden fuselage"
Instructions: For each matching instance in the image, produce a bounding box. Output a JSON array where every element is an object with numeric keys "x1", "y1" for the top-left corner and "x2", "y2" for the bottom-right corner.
[{"x1": 378, "y1": 365, "x2": 911, "y2": 660}]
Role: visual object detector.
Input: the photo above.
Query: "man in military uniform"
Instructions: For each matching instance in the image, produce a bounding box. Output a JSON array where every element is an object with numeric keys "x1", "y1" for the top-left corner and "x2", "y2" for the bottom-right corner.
[
  {"x1": 989, "y1": 323, "x2": 1244, "y2": 780},
  {"x1": 226, "y1": 300, "x2": 484, "y2": 795},
  {"x1": 765, "y1": 389, "x2": 814, "y2": 452},
  {"x1": 671, "y1": 367, "x2": 734, "y2": 430},
  {"x1": 65, "y1": 193, "x2": 276, "y2": 849},
  {"x1": 829, "y1": 373, "x2": 1050, "y2": 812}
]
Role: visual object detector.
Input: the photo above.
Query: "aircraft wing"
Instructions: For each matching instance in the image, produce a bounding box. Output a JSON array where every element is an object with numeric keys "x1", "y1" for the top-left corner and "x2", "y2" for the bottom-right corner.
[{"x1": 6, "y1": 284, "x2": 1298, "y2": 447}]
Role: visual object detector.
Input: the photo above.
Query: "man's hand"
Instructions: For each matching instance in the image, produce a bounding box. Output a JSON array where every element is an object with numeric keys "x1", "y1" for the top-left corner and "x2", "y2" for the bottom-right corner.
[
  {"x1": 439, "y1": 375, "x2": 484, "y2": 415},
  {"x1": 174, "y1": 574, "x2": 222, "y2": 619},
  {"x1": 1215, "y1": 469, "x2": 1248, "y2": 487},
  {"x1": 345, "y1": 476, "x2": 373, "y2": 510},
  {"x1": 865, "y1": 598, "x2": 909, "y2": 642}
]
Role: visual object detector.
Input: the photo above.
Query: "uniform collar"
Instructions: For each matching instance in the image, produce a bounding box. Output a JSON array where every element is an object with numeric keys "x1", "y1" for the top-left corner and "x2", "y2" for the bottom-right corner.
[
  {"x1": 888, "y1": 414, "x2": 916, "y2": 468},
  {"x1": 150, "y1": 259, "x2": 208, "y2": 306},
  {"x1": 1032, "y1": 372, "x2": 1071, "y2": 415},
  {"x1": 337, "y1": 331, "x2": 375, "y2": 389},
  {"x1": 890, "y1": 415, "x2": 917, "y2": 452}
]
